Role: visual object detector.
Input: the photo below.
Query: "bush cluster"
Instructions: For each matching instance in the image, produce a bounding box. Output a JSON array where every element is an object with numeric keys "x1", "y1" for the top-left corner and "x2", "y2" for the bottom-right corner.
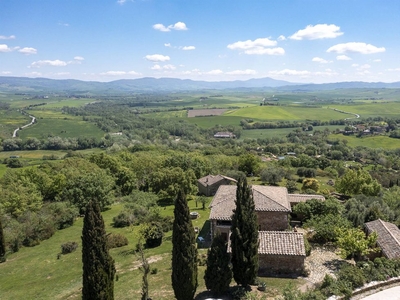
[
  {"x1": 107, "y1": 233, "x2": 129, "y2": 249},
  {"x1": 61, "y1": 241, "x2": 78, "y2": 254}
]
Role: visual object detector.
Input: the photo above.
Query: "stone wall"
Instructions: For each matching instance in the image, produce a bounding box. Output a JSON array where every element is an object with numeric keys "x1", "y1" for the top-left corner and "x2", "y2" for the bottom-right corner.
[
  {"x1": 259, "y1": 254, "x2": 305, "y2": 275},
  {"x1": 257, "y1": 211, "x2": 288, "y2": 231}
]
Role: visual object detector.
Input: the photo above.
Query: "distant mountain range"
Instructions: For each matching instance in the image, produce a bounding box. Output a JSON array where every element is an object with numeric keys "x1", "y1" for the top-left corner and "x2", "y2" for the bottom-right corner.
[{"x1": 1, "y1": 76, "x2": 400, "y2": 93}]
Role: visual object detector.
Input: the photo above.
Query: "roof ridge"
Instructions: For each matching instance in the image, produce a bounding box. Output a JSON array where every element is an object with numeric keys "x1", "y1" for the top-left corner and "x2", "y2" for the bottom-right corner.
[
  {"x1": 252, "y1": 186, "x2": 290, "y2": 211},
  {"x1": 379, "y1": 219, "x2": 400, "y2": 248}
]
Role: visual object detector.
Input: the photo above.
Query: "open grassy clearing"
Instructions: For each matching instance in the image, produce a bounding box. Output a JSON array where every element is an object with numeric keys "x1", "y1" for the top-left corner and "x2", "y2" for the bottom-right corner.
[
  {"x1": 17, "y1": 118, "x2": 104, "y2": 139},
  {"x1": 329, "y1": 133, "x2": 400, "y2": 149},
  {"x1": 186, "y1": 115, "x2": 243, "y2": 129},
  {"x1": 43, "y1": 98, "x2": 95, "y2": 108},
  {"x1": 330, "y1": 102, "x2": 400, "y2": 119},
  {"x1": 226, "y1": 106, "x2": 346, "y2": 121},
  {"x1": 0, "y1": 149, "x2": 102, "y2": 160}
]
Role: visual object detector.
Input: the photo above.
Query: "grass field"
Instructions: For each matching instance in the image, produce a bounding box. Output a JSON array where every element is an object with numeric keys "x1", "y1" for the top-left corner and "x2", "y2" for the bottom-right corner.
[
  {"x1": 330, "y1": 102, "x2": 400, "y2": 119},
  {"x1": 0, "y1": 200, "x2": 303, "y2": 299},
  {"x1": 226, "y1": 106, "x2": 346, "y2": 121},
  {"x1": 329, "y1": 133, "x2": 400, "y2": 149},
  {"x1": 17, "y1": 118, "x2": 104, "y2": 140}
]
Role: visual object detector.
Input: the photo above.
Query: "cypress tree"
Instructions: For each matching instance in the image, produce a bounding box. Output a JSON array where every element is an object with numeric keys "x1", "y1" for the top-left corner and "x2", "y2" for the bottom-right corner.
[
  {"x1": 230, "y1": 177, "x2": 259, "y2": 286},
  {"x1": 204, "y1": 231, "x2": 232, "y2": 295},
  {"x1": 82, "y1": 200, "x2": 115, "y2": 300},
  {"x1": 0, "y1": 217, "x2": 6, "y2": 262},
  {"x1": 172, "y1": 189, "x2": 198, "y2": 300}
]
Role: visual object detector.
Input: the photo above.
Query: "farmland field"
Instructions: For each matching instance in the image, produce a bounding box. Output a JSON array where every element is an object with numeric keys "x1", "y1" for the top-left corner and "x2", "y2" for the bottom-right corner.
[
  {"x1": 329, "y1": 133, "x2": 400, "y2": 149},
  {"x1": 329, "y1": 102, "x2": 400, "y2": 119},
  {"x1": 187, "y1": 108, "x2": 227, "y2": 117}
]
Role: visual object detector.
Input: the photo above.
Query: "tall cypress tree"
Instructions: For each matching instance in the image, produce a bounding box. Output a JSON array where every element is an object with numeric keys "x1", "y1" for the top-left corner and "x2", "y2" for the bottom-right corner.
[
  {"x1": 230, "y1": 177, "x2": 259, "y2": 286},
  {"x1": 172, "y1": 189, "x2": 198, "y2": 300},
  {"x1": 82, "y1": 200, "x2": 115, "y2": 300},
  {"x1": 0, "y1": 217, "x2": 6, "y2": 262},
  {"x1": 204, "y1": 231, "x2": 232, "y2": 295}
]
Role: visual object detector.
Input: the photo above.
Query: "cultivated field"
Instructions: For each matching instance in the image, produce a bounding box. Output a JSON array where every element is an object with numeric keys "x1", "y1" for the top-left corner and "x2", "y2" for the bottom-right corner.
[{"x1": 187, "y1": 108, "x2": 228, "y2": 117}]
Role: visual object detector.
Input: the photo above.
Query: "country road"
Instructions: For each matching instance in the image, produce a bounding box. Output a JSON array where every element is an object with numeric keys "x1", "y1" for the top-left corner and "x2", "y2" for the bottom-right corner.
[
  {"x1": 332, "y1": 108, "x2": 360, "y2": 120},
  {"x1": 13, "y1": 113, "x2": 36, "y2": 138}
]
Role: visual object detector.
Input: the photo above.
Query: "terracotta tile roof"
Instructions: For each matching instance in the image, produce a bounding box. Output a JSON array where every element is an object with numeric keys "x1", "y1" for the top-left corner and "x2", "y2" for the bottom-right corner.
[
  {"x1": 198, "y1": 174, "x2": 237, "y2": 187},
  {"x1": 288, "y1": 194, "x2": 325, "y2": 204},
  {"x1": 258, "y1": 231, "x2": 306, "y2": 256},
  {"x1": 365, "y1": 219, "x2": 400, "y2": 259},
  {"x1": 209, "y1": 185, "x2": 291, "y2": 221}
]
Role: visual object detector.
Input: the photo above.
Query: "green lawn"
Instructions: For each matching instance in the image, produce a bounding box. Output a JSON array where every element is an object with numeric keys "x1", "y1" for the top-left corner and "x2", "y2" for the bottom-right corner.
[{"x1": 329, "y1": 133, "x2": 400, "y2": 149}]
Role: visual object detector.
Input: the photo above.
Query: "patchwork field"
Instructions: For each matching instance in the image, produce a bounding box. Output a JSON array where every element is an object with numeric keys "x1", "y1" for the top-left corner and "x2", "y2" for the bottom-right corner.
[
  {"x1": 329, "y1": 134, "x2": 400, "y2": 149},
  {"x1": 187, "y1": 108, "x2": 227, "y2": 117}
]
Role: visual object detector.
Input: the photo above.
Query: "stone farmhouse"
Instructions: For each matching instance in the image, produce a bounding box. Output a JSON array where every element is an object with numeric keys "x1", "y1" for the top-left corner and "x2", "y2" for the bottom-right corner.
[
  {"x1": 209, "y1": 185, "x2": 325, "y2": 275},
  {"x1": 365, "y1": 219, "x2": 400, "y2": 259},
  {"x1": 197, "y1": 174, "x2": 237, "y2": 196}
]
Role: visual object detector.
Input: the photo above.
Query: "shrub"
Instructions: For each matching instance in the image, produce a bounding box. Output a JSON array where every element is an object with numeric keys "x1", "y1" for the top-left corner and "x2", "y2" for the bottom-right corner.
[
  {"x1": 106, "y1": 233, "x2": 129, "y2": 249},
  {"x1": 61, "y1": 241, "x2": 78, "y2": 254},
  {"x1": 112, "y1": 211, "x2": 135, "y2": 228},
  {"x1": 304, "y1": 236, "x2": 311, "y2": 256},
  {"x1": 141, "y1": 222, "x2": 163, "y2": 248},
  {"x1": 337, "y1": 263, "x2": 366, "y2": 289},
  {"x1": 151, "y1": 268, "x2": 158, "y2": 274}
]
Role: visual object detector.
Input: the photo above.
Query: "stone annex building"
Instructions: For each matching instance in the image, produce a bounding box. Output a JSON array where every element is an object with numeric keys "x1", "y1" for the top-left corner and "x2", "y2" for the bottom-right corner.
[{"x1": 209, "y1": 185, "x2": 325, "y2": 275}]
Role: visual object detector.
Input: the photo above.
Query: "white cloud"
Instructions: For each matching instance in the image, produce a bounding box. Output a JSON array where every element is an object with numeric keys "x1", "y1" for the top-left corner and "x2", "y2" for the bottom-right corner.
[
  {"x1": 0, "y1": 44, "x2": 12, "y2": 52},
  {"x1": 226, "y1": 69, "x2": 257, "y2": 75},
  {"x1": 336, "y1": 55, "x2": 351, "y2": 61},
  {"x1": 58, "y1": 22, "x2": 69, "y2": 27},
  {"x1": 145, "y1": 54, "x2": 170, "y2": 62},
  {"x1": 162, "y1": 64, "x2": 176, "y2": 70},
  {"x1": 351, "y1": 64, "x2": 359, "y2": 67},
  {"x1": 244, "y1": 47, "x2": 285, "y2": 55},
  {"x1": 30, "y1": 60, "x2": 68, "y2": 68},
  {"x1": 164, "y1": 43, "x2": 171, "y2": 47},
  {"x1": 227, "y1": 37, "x2": 284, "y2": 56},
  {"x1": 18, "y1": 47, "x2": 37, "y2": 55},
  {"x1": 228, "y1": 38, "x2": 277, "y2": 50},
  {"x1": 358, "y1": 64, "x2": 371, "y2": 70},
  {"x1": 74, "y1": 56, "x2": 84, "y2": 61},
  {"x1": 153, "y1": 22, "x2": 188, "y2": 32},
  {"x1": 182, "y1": 46, "x2": 195, "y2": 51},
  {"x1": 153, "y1": 24, "x2": 170, "y2": 32},
  {"x1": 0, "y1": 35, "x2": 15, "y2": 40},
  {"x1": 278, "y1": 35, "x2": 286, "y2": 41},
  {"x1": 388, "y1": 68, "x2": 400, "y2": 72},
  {"x1": 151, "y1": 64, "x2": 162, "y2": 70},
  {"x1": 290, "y1": 24, "x2": 343, "y2": 40},
  {"x1": 99, "y1": 70, "x2": 140, "y2": 76},
  {"x1": 327, "y1": 42, "x2": 385, "y2": 54},
  {"x1": 117, "y1": 0, "x2": 126, "y2": 4},
  {"x1": 54, "y1": 72, "x2": 70, "y2": 76},
  {"x1": 373, "y1": 59, "x2": 381, "y2": 62},
  {"x1": 270, "y1": 69, "x2": 311, "y2": 76},
  {"x1": 1, "y1": 71, "x2": 11, "y2": 75},
  {"x1": 206, "y1": 69, "x2": 224, "y2": 75},
  {"x1": 312, "y1": 57, "x2": 331, "y2": 64},
  {"x1": 170, "y1": 22, "x2": 187, "y2": 31}
]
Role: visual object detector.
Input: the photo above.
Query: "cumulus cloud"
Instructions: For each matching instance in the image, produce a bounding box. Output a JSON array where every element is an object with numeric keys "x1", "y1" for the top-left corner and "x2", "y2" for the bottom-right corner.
[
  {"x1": 336, "y1": 55, "x2": 351, "y2": 61},
  {"x1": 278, "y1": 35, "x2": 286, "y2": 41},
  {"x1": 0, "y1": 35, "x2": 16, "y2": 40},
  {"x1": 0, "y1": 44, "x2": 13, "y2": 52},
  {"x1": 206, "y1": 69, "x2": 224, "y2": 75},
  {"x1": 227, "y1": 37, "x2": 284, "y2": 56},
  {"x1": 228, "y1": 38, "x2": 277, "y2": 50},
  {"x1": 373, "y1": 59, "x2": 381, "y2": 62},
  {"x1": 327, "y1": 42, "x2": 385, "y2": 54},
  {"x1": 312, "y1": 57, "x2": 331, "y2": 64},
  {"x1": 151, "y1": 64, "x2": 162, "y2": 70},
  {"x1": 182, "y1": 46, "x2": 195, "y2": 50},
  {"x1": 74, "y1": 56, "x2": 84, "y2": 61},
  {"x1": 270, "y1": 69, "x2": 311, "y2": 76},
  {"x1": 18, "y1": 47, "x2": 37, "y2": 55},
  {"x1": 164, "y1": 43, "x2": 171, "y2": 47},
  {"x1": 30, "y1": 60, "x2": 68, "y2": 68},
  {"x1": 1, "y1": 71, "x2": 11, "y2": 75},
  {"x1": 163, "y1": 64, "x2": 176, "y2": 70},
  {"x1": 226, "y1": 69, "x2": 257, "y2": 75},
  {"x1": 117, "y1": 0, "x2": 126, "y2": 4},
  {"x1": 388, "y1": 68, "x2": 400, "y2": 72},
  {"x1": 100, "y1": 70, "x2": 140, "y2": 76},
  {"x1": 153, "y1": 22, "x2": 188, "y2": 32},
  {"x1": 290, "y1": 24, "x2": 343, "y2": 40},
  {"x1": 145, "y1": 54, "x2": 170, "y2": 62}
]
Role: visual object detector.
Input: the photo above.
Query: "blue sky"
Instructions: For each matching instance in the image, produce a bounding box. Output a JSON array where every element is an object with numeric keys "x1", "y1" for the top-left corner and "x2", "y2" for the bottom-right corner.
[{"x1": 1, "y1": 0, "x2": 399, "y2": 83}]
